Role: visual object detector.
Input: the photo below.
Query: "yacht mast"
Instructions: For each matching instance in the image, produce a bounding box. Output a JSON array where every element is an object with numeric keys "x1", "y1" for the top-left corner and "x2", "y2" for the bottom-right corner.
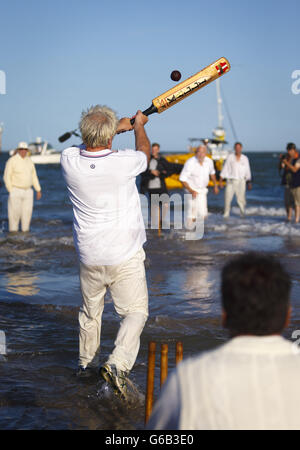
[{"x1": 216, "y1": 79, "x2": 223, "y2": 129}]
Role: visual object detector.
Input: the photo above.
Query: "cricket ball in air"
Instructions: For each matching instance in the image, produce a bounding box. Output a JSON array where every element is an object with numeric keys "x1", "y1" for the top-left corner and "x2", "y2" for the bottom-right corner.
[{"x1": 170, "y1": 70, "x2": 181, "y2": 82}]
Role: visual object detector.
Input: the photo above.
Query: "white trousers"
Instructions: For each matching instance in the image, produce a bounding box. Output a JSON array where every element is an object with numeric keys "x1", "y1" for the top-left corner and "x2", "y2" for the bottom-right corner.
[
  {"x1": 78, "y1": 248, "x2": 148, "y2": 372},
  {"x1": 186, "y1": 188, "x2": 208, "y2": 220},
  {"x1": 8, "y1": 187, "x2": 34, "y2": 232},
  {"x1": 224, "y1": 179, "x2": 246, "y2": 218}
]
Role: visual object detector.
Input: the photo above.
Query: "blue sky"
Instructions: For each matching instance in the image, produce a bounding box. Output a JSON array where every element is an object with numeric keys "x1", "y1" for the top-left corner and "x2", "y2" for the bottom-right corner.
[{"x1": 0, "y1": 0, "x2": 300, "y2": 152}]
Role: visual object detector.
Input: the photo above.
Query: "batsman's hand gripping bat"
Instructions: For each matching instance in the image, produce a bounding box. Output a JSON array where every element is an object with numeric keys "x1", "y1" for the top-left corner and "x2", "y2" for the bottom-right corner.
[{"x1": 130, "y1": 57, "x2": 230, "y2": 125}]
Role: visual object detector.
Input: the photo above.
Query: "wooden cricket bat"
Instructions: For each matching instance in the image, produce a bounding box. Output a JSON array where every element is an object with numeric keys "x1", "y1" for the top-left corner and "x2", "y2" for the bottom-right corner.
[{"x1": 130, "y1": 57, "x2": 230, "y2": 124}]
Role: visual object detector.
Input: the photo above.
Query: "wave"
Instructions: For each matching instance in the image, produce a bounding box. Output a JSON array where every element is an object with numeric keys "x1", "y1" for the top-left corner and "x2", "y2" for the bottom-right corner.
[
  {"x1": 232, "y1": 206, "x2": 286, "y2": 217},
  {"x1": 0, "y1": 234, "x2": 74, "y2": 249},
  {"x1": 206, "y1": 218, "x2": 300, "y2": 237}
]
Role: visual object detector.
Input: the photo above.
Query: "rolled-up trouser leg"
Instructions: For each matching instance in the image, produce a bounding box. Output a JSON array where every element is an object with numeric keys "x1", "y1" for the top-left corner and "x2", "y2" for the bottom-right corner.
[
  {"x1": 107, "y1": 248, "x2": 148, "y2": 372},
  {"x1": 79, "y1": 263, "x2": 106, "y2": 368}
]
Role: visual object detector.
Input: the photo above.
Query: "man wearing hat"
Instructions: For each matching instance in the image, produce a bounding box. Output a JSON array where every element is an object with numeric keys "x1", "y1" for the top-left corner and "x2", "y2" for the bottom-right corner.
[{"x1": 3, "y1": 142, "x2": 42, "y2": 232}]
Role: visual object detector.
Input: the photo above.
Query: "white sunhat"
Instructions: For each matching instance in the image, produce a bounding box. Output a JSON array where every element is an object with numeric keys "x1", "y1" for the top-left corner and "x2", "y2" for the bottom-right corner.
[{"x1": 16, "y1": 141, "x2": 29, "y2": 150}]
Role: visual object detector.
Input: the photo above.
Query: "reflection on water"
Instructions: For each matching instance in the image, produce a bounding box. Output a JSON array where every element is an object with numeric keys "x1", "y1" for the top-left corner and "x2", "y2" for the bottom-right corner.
[
  {"x1": 183, "y1": 265, "x2": 216, "y2": 314},
  {"x1": 5, "y1": 271, "x2": 40, "y2": 296},
  {"x1": 0, "y1": 236, "x2": 40, "y2": 296}
]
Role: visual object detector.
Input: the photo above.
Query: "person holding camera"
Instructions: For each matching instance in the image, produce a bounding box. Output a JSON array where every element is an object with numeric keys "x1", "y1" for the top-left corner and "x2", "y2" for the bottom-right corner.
[
  {"x1": 281, "y1": 143, "x2": 300, "y2": 223},
  {"x1": 140, "y1": 142, "x2": 182, "y2": 196},
  {"x1": 279, "y1": 143, "x2": 298, "y2": 221},
  {"x1": 140, "y1": 142, "x2": 182, "y2": 227}
]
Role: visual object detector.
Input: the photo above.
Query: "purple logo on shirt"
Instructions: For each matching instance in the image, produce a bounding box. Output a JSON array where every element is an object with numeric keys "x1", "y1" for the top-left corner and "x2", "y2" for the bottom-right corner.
[{"x1": 90, "y1": 164, "x2": 95, "y2": 169}]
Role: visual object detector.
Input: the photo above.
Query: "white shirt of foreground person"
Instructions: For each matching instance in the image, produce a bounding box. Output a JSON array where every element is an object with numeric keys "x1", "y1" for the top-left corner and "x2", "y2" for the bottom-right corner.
[
  {"x1": 147, "y1": 335, "x2": 300, "y2": 430},
  {"x1": 220, "y1": 152, "x2": 251, "y2": 181},
  {"x1": 179, "y1": 155, "x2": 215, "y2": 191},
  {"x1": 61, "y1": 147, "x2": 147, "y2": 266}
]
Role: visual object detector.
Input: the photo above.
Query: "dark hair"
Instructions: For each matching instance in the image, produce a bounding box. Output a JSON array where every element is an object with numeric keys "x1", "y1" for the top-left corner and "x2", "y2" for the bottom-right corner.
[
  {"x1": 221, "y1": 253, "x2": 291, "y2": 336},
  {"x1": 287, "y1": 142, "x2": 296, "y2": 151},
  {"x1": 152, "y1": 142, "x2": 160, "y2": 148},
  {"x1": 234, "y1": 142, "x2": 243, "y2": 148}
]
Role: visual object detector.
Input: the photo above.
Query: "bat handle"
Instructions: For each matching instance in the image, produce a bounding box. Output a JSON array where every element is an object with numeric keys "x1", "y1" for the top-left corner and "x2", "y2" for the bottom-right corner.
[
  {"x1": 130, "y1": 104, "x2": 158, "y2": 125},
  {"x1": 58, "y1": 129, "x2": 80, "y2": 143},
  {"x1": 58, "y1": 132, "x2": 72, "y2": 143}
]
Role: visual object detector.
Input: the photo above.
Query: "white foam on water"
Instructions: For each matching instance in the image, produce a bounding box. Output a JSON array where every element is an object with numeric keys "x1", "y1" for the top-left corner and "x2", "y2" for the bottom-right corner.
[
  {"x1": 96, "y1": 379, "x2": 143, "y2": 406},
  {"x1": 36, "y1": 236, "x2": 74, "y2": 247},
  {"x1": 58, "y1": 237, "x2": 74, "y2": 246},
  {"x1": 202, "y1": 207, "x2": 300, "y2": 239},
  {"x1": 251, "y1": 221, "x2": 300, "y2": 236},
  {"x1": 232, "y1": 206, "x2": 286, "y2": 217},
  {"x1": 6, "y1": 234, "x2": 74, "y2": 248},
  {"x1": 207, "y1": 218, "x2": 300, "y2": 237},
  {"x1": 215, "y1": 250, "x2": 243, "y2": 256}
]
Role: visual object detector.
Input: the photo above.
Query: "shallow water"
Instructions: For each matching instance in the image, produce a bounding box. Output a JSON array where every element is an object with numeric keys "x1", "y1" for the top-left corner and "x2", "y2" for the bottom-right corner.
[{"x1": 0, "y1": 151, "x2": 299, "y2": 429}]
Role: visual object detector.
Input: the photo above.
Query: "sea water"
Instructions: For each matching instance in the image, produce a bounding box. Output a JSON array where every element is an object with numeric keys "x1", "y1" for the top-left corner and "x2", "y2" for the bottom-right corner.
[{"x1": 0, "y1": 151, "x2": 299, "y2": 429}]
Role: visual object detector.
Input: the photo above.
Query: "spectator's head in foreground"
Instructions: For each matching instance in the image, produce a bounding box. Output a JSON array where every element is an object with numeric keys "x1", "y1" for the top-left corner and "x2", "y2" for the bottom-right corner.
[{"x1": 221, "y1": 253, "x2": 291, "y2": 338}]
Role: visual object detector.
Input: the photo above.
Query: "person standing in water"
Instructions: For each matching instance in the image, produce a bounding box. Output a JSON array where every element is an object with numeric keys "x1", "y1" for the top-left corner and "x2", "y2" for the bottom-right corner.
[
  {"x1": 3, "y1": 142, "x2": 42, "y2": 232},
  {"x1": 61, "y1": 106, "x2": 150, "y2": 398},
  {"x1": 279, "y1": 143, "x2": 297, "y2": 222},
  {"x1": 179, "y1": 145, "x2": 219, "y2": 225},
  {"x1": 281, "y1": 143, "x2": 300, "y2": 223},
  {"x1": 219, "y1": 142, "x2": 252, "y2": 218}
]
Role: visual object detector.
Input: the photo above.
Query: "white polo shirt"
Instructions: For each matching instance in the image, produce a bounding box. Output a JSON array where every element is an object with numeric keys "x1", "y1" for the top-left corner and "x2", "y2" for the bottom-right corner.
[
  {"x1": 220, "y1": 153, "x2": 251, "y2": 181},
  {"x1": 179, "y1": 156, "x2": 215, "y2": 191},
  {"x1": 61, "y1": 146, "x2": 147, "y2": 266}
]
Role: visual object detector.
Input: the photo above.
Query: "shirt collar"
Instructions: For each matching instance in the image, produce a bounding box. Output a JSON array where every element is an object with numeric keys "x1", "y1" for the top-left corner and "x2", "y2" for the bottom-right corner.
[{"x1": 79, "y1": 148, "x2": 117, "y2": 158}]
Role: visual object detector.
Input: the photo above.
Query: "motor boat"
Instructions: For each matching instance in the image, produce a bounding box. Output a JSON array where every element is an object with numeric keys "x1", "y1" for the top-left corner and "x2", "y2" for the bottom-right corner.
[{"x1": 9, "y1": 137, "x2": 61, "y2": 164}]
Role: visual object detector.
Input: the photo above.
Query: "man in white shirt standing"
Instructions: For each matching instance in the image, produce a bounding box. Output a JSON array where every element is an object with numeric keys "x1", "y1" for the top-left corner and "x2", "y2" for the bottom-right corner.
[
  {"x1": 3, "y1": 142, "x2": 42, "y2": 232},
  {"x1": 61, "y1": 106, "x2": 150, "y2": 398},
  {"x1": 147, "y1": 252, "x2": 300, "y2": 430},
  {"x1": 179, "y1": 145, "x2": 219, "y2": 224},
  {"x1": 219, "y1": 142, "x2": 252, "y2": 218}
]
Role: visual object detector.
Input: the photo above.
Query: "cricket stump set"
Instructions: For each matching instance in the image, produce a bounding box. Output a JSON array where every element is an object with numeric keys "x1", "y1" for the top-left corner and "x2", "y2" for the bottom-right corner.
[{"x1": 145, "y1": 341, "x2": 183, "y2": 424}]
